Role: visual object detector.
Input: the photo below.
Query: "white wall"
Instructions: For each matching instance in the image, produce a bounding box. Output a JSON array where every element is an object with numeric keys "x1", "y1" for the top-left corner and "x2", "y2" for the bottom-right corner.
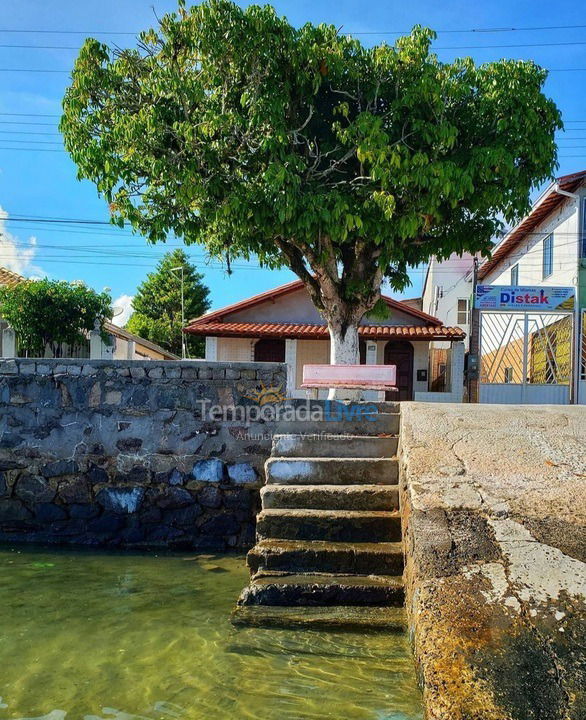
[
  {"x1": 482, "y1": 195, "x2": 580, "y2": 289},
  {"x1": 225, "y1": 287, "x2": 430, "y2": 327},
  {"x1": 422, "y1": 253, "x2": 475, "y2": 350}
]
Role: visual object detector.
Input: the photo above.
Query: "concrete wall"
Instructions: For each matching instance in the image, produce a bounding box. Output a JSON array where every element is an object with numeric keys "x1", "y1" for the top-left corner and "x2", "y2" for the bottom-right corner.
[
  {"x1": 0, "y1": 358, "x2": 286, "y2": 550},
  {"x1": 400, "y1": 403, "x2": 586, "y2": 719}
]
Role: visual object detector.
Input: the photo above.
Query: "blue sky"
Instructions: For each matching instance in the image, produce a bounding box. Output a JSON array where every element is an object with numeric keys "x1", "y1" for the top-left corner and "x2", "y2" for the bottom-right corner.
[{"x1": 0, "y1": 0, "x2": 585, "y2": 322}]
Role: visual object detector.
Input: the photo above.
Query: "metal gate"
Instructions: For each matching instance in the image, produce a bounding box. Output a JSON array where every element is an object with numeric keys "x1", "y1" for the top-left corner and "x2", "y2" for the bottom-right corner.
[{"x1": 479, "y1": 311, "x2": 573, "y2": 404}]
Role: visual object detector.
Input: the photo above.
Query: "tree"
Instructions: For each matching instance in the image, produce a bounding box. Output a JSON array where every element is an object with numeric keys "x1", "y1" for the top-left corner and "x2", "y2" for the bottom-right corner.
[
  {"x1": 0, "y1": 279, "x2": 112, "y2": 358},
  {"x1": 126, "y1": 248, "x2": 210, "y2": 357},
  {"x1": 61, "y1": 0, "x2": 561, "y2": 384}
]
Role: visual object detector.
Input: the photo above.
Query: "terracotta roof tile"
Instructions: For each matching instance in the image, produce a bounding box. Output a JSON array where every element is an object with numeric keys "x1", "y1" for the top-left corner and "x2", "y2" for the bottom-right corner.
[
  {"x1": 185, "y1": 321, "x2": 465, "y2": 341},
  {"x1": 0, "y1": 267, "x2": 25, "y2": 288}
]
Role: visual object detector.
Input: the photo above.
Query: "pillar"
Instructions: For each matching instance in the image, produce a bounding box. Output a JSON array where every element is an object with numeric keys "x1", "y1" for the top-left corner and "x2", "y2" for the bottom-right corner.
[
  {"x1": 450, "y1": 341, "x2": 465, "y2": 402},
  {"x1": 1, "y1": 326, "x2": 16, "y2": 358},
  {"x1": 205, "y1": 336, "x2": 218, "y2": 361},
  {"x1": 285, "y1": 339, "x2": 297, "y2": 396}
]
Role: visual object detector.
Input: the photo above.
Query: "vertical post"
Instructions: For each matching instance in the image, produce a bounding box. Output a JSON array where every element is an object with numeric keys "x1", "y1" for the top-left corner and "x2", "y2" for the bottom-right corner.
[
  {"x1": 205, "y1": 336, "x2": 218, "y2": 361},
  {"x1": 285, "y1": 339, "x2": 297, "y2": 397},
  {"x1": 468, "y1": 257, "x2": 480, "y2": 403},
  {"x1": 126, "y1": 339, "x2": 136, "y2": 360},
  {"x1": 450, "y1": 341, "x2": 465, "y2": 402},
  {"x1": 89, "y1": 329, "x2": 105, "y2": 359},
  {"x1": 522, "y1": 312, "x2": 529, "y2": 404},
  {"x1": 2, "y1": 326, "x2": 16, "y2": 358}
]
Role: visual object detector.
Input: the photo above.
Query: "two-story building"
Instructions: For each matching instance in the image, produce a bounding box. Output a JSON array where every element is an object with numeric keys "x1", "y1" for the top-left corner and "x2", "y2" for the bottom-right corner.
[{"x1": 423, "y1": 170, "x2": 586, "y2": 404}]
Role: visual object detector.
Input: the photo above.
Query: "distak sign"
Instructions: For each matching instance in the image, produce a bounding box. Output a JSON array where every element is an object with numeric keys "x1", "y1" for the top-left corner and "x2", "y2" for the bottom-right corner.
[{"x1": 475, "y1": 285, "x2": 575, "y2": 311}]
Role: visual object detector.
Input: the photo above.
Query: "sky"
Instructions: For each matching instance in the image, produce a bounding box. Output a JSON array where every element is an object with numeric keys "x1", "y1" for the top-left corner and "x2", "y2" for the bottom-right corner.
[{"x1": 0, "y1": 0, "x2": 585, "y2": 322}]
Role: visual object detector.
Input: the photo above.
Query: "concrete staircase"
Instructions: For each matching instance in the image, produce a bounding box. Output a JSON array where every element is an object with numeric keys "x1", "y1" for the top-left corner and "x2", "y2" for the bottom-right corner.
[{"x1": 232, "y1": 402, "x2": 404, "y2": 630}]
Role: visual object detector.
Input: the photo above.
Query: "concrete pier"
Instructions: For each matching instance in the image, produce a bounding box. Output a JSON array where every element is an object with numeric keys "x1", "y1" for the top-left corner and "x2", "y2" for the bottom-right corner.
[{"x1": 400, "y1": 403, "x2": 586, "y2": 719}]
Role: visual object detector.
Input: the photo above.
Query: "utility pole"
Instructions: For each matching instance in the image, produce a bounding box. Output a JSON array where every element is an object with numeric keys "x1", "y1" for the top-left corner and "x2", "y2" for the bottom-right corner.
[{"x1": 170, "y1": 265, "x2": 186, "y2": 359}]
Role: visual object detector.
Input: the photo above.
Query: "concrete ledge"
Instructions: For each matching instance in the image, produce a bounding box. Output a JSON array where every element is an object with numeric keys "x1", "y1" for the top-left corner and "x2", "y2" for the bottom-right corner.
[{"x1": 400, "y1": 402, "x2": 586, "y2": 720}]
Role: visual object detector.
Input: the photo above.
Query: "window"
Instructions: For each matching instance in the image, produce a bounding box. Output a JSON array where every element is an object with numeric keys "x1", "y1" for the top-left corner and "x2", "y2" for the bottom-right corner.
[
  {"x1": 504, "y1": 367, "x2": 513, "y2": 384},
  {"x1": 457, "y1": 298, "x2": 470, "y2": 326},
  {"x1": 510, "y1": 264, "x2": 519, "y2": 285},
  {"x1": 542, "y1": 234, "x2": 553, "y2": 279}
]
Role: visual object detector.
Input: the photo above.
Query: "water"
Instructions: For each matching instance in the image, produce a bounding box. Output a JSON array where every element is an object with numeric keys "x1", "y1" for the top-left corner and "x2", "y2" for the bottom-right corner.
[{"x1": 0, "y1": 546, "x2": 422, "y2": 720}]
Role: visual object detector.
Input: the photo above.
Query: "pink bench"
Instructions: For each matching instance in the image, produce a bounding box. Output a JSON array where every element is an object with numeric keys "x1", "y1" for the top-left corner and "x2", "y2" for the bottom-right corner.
[{"x1": 302, "y1": 364, "x2": 397, "y2": 394}]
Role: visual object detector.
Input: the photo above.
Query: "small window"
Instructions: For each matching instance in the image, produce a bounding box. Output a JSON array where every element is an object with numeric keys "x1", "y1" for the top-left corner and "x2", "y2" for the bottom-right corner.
[
  {"x1": 457, "y1": 298, "x2": 470, "y2": 326},
  {"x1": 542, "y1": 234, "x2": 553, "y2": 279},
  {"x1": 504, "y1": 367, "x2": 513, "y2": 384},
  {"x1": 510, "y1": 264, "x2": 519, "y2": 285}
]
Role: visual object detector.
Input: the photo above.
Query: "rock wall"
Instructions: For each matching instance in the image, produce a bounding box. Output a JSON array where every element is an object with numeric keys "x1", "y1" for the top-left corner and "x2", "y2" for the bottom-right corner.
[
  {"x1": 0, "y1": 358, "x2": 286, "y2": 550},
  {"x1": 400, "y1": 403, "x2": 586, "y2": 720}
]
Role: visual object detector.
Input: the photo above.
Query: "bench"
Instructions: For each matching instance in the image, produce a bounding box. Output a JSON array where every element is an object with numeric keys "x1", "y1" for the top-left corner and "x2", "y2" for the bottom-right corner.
[{"x1": 301, "y1": 364, "x2": 397, "y2": 398}]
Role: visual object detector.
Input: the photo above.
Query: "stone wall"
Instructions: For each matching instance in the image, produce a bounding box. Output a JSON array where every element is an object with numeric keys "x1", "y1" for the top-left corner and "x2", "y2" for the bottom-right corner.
[
  {"x1": 400, "y1": 403, "x2": 586, "y2": 720},
  {"x1": 0, "y1": 358, "x2": 286, "y2": 550}
]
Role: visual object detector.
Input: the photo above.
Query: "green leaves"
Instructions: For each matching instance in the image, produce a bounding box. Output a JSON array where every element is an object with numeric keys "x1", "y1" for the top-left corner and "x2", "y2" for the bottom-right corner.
[
  {"x1": 125, "y1": 248, "x2": 210, "y2": 357},
  {"x1": 60, "y1": 0, "x2": 561, "y2": 312},
  {"x1": 0, "y1": 280, "x2": 112, "y2": 358}
]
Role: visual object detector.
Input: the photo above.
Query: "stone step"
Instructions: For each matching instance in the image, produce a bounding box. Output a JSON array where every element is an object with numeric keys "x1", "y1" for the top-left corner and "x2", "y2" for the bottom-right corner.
[
  {"x1": 231, "y1": 604, "x2": 407, "y2": 631},
  {"x1": 265, "y1": 457, "x2": 398, "y2": 485},
  {"x1": 272, "y1": 412, "x2": 399, "y2": 437},
  {"x1": 272, "y1": 433, "x2": 398, "y2": 458},
  {"x1": 256, "y1": 509, "x2": 402, "y2": 543},
  {"x1": 247, "y1": 539, "x2": 404, "y2": 575},
  {"x1": 237, "y1": 572, "x2": 404, "y2": 607},
  {"x1": 261, "y1": 484, "x2": 399, "y2": 511}
]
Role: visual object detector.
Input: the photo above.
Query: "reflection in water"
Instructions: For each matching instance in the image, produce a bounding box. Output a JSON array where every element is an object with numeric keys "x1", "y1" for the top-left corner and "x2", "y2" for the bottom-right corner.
[{"x1": 0, "y1": 547, "x2": 422, "y2": 720}]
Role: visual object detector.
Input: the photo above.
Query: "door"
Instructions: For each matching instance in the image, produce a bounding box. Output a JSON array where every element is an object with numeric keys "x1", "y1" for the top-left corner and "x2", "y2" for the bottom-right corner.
[
  {"x1": 384, "y1": 340, "x2": 414, "y2": 401},
  {"x1": 253, "y1": 338, "x2": 286, "y2": 363}
]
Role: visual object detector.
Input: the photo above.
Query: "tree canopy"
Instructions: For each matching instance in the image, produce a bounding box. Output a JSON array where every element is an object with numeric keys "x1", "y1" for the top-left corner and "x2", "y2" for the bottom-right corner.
[
  {"x1": 126, "y1": 248, "x2": 210, "y2": 357},
  {"x1": 60, "y1": 0, "x2": 561, "y2": 362},
  {"x1": 0, "y1": 279, "x2": 112, "y2": 358}
]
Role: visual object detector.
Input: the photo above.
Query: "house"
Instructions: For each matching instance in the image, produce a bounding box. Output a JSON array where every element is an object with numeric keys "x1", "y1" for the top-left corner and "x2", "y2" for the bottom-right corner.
[
  {"x1": 423, "y1": 170, "x2": 586, "y2": 404},
  {"x1": 184, "y1": 279, "x2": 465, "y2": 401},
  {"x1": 0, "y1": 267, "x2": 178, "y2": 361}
]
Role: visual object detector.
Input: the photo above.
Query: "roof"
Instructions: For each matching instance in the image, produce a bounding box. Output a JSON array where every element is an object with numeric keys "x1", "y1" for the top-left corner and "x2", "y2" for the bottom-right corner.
[
  {"x1": 186, "y1": 279, "x2": 444, "y2": 329},
  {"x1": 478, "y1": 170, "x2": 586, "y2": 280},
  {"x1": 104, "y1": 322, "x2": 179, "y2": 360},
  {"x1": 0, "y1": 266, "x2": 26, "y2": 287},
  {"x1": 185, "y1": 320, "x2": 465, "y2": 341}
]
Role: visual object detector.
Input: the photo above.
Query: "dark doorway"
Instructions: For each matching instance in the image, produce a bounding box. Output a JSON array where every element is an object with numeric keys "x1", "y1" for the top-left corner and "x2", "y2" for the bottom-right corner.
[
  {"x1": 384, "y1": 340, "x2": 414, "y2": 401},
  {"x1": 359, "y1": 339, "x2": 367, "y2": 365},
  {"x1": 253, "y1": 338, "x2": 286, "y2": 363}
]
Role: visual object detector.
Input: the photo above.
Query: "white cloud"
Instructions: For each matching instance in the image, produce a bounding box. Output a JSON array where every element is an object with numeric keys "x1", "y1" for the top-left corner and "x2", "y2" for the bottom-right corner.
[
  {"x1": 111, "y1": 294, "x2": 135, "y2": 326},
  {"x1": 0, "y1": 205, "x2": 44, "y2": 277}
]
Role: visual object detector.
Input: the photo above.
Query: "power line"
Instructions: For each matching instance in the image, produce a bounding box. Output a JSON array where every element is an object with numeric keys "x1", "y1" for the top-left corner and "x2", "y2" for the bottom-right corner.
[
  {"x1": 6, "y1": 39, "x2": 586, "y2": 51},
  {"x1": 2, "y1": 66, "x2": 586, "y2": 74},
  {"x1": 2, "y1": 22, "x2": 586, "y2": 35}
]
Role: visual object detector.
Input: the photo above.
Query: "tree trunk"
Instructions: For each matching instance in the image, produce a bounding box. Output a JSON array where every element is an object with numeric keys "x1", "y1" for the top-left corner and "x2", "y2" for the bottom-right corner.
[{"x1": 327, "y1": 320, "x2": 360, "y2": 400}]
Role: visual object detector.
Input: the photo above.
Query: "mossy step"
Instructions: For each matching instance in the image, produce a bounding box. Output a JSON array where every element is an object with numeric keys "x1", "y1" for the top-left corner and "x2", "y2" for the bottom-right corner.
[
  {"x1": 247, "y1": 538, "x2": 404, "y2": 575},
  {"x1": 256, "y1": 508, "x2": 402, "y2": 543},
  {"x1": 238, "y1": 572, "x2": 404, "y2": 607},
  {"x1": 261, "y1": 484, "x2": 399, "y2": 511},
  {"x1": 273, "y1": 412, "x2": 399, "y2": 437},
  {"x1": 272, "y1": 434, "x2": 399, "y2": 459},
  {"x1": 265, "y1": 457, "x2": 398, "y2": 485},
  {"x1": 231, "y1": 604, "x2": 407, "y2": 631}
]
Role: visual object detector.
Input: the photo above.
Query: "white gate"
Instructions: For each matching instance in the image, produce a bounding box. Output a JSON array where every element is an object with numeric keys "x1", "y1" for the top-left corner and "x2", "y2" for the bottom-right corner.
[{"x1": 479, "y1": 311, "x2": 573, "y2": 404}]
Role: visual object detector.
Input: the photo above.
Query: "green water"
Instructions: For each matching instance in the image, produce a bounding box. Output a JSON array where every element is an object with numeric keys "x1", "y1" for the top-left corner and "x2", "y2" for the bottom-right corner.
[{"x1": 0, "y1": 546, "x2": 422, "y2": 720}]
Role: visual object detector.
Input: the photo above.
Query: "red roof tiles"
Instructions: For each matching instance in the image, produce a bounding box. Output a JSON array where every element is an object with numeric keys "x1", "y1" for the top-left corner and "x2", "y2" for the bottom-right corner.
[{"x1": 185, "y1": 321, "x2": 465, "y2": 341}]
